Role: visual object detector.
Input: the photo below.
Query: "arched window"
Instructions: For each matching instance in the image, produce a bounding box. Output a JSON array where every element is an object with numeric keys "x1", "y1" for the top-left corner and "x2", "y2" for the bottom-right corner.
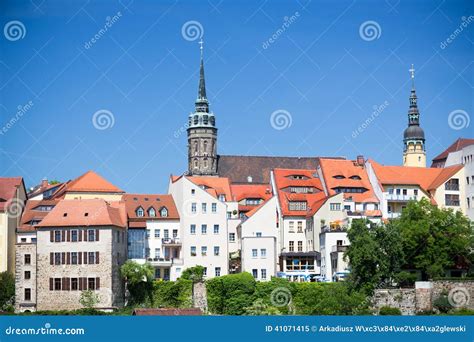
[
  {"x1": 148, "y1": 207, "x2": 156, "y2": 217},
  {"x1": 160, "y1": 207, "x2": 168, "y2": 217},
  {"x1": 136, "y1": 206, "x2": 144, "y2": 217},
  {"x1": 194, "y1": 141, "x2": 198, "y2": 153},
  {"x1": 204, "y1": 140, "x2": 208, "y2": 152}
]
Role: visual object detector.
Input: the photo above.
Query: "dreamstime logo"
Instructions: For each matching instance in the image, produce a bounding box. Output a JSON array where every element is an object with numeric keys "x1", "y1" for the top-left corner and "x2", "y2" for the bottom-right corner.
[
  {"x1": 6, "y1": 198, "x2": 24, "y2": 218},
  {"x1": 448, "y1": 287, "x2": 470, "y2": 308},
  {"x1": 270, "y1": 109, "x2": 292, "y2": 131},
  {"x1": 181, "y1": 21, "x2": 204, "y2": 41},
  {"x1": 92, "y1": 109, "x2": 115, "y2": 130},
  {"x1": 270, "y1": 287, "x2": 292, "y2": 307},
  {"x1": 4, "y1": 20, "x2": 26, "y2": 41},
  {"x1": 352, "y1": 100, "x2": 389, "y2": 139},
  {"x1": 448, "y1": 109, "x2": 470, "y2": 130},
  {"x1": 359, "y1": 20, "x2": 382, "y2": 41},
  {"x1": 440, "y1": 16, "x2": 474, "y2": 49},
  {"x1": 0, "y1": 100, "x2": 34, "y2": 136},
  {"x1": 84, "y1": 11, "x2": 123, "y2": 49},
  {"x1": 262, "y1": 11, "x2": 300, "y2": 49}
]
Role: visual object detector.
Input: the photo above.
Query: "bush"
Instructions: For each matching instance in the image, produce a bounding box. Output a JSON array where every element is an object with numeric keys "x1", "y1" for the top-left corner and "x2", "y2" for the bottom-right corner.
[
  {"x1": 180, "y1": 266, "x2": 205, "y2": 282},
  {"x1": 379, "y1": 306, "x2": 402, "y2": 315},
  {"x1": 395, "y1": 271, "x2": 418, "y2": 288},
  {"x1": 449, "y1": 308, "x2": 474, "y2": 315},
  {"x1": 152, "y1": 279, "x2": 192, "y2": 308},
  {"x1": 433, "y1": 291, "x2": 452, "y2": 314},
  {"x1": 0, "y1": 272, "x2": 15, "y2": 310}
]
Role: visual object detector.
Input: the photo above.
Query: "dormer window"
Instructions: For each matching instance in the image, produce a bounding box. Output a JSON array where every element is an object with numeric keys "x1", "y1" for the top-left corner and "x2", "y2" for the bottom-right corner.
[
  {"x1": 148, "y1": 207, "x2": 156, "y2": 217},
  {"x1": 288, "y1": 201, "x2": 307, "y2": 211},
  {"x1": 218, "y1": 194, "x2": 226, "y2": 202},
  {"x1": 349, "y1": 175, "x2": 362, "y2": 180},
  {"x1": 160, "y1": 207, "x2": 168, "y2": 217},
  {"x1": 136, "y1": 207, "x2": 144, "y2": 217},
  {"x1": 333, "y1": 175, "x2": 345, "y2": 179}
]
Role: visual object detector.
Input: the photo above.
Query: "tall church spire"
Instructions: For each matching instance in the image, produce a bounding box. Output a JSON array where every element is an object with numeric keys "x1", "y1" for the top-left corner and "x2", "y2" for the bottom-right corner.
[
  {"x1": 187, "y1": 39, "x2": 218, "y2": 176},
  {"x1": 403, "y1": 64, "x2": 426, "y2": 167}
]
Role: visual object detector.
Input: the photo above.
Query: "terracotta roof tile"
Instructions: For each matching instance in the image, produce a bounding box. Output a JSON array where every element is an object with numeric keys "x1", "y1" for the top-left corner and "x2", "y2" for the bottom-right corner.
[
  {"x1": 184, "y1": 176, "x2": 233, "y2": 201},
  {"x1": 0, "y1": 177, "x2": 23, "y2": 211},
  {"x1": 18, "y1": 199, "x2": 59, "y2": 232},
  {"x1": 432, "y1": 138, "x2": 474, "y2": 165},
  {"x1": 54, "y1": 171, "x2": 124, "y2": 197},
  {"x1": 230, "y1": 183, "x2": 273, "y2": 202},
  {"x1": 122, "y1": 194, "x2": 179, "y2": 220}
]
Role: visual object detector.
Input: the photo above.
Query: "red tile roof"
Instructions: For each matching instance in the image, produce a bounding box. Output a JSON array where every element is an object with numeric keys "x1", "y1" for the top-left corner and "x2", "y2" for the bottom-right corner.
[
  {"x1": 319, "y1": 158, "x2": 378, "y2": 203},
  {"x1": 369, "y1": 159, "x2": 463, "y2": 192},
  {"x1": 36, "y1": 199, "x2": 127, "y2": 228},
  {"x1": 53, "y1": 171, "x2": 124, "y2": 198},
  {"x1": 179, "y1": 176, "x2": 233, "y2": 201},
  {"x1": 432, "y1": 138, "x2": 474, "y2": 166},
  {"x1": 18, "y1": 199, "x2": 59, "y2": 232},
  {"x1": 122, "y1": 194, "x2": 179, "y2": 224},
  {"x1": 273, "y1": 168, "x2": 326, "y2": 217},
  {"x1": 230, "y1": 183, "x2": 273, "y2": 202},
  {"x1": 0, "y1": 177, "x2": 24, "y2": 211}
]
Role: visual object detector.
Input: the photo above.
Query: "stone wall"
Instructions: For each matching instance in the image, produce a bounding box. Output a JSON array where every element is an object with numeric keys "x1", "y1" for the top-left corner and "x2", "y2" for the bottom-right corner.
[
  {"x1": 372, "y1": 280, "x2": 474, "y2": 315},
  {"x1": 193, "y1": 281, "x2": 208, "y2": 313},
  {"x1": 15, "y1": 243, "x2": 37, "y2": 312}
]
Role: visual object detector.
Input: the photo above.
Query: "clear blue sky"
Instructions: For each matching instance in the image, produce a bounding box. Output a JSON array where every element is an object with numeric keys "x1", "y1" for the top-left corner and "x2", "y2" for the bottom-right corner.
[{"x1": 1, "y1": 0, "x2": 472, "y2": 193}]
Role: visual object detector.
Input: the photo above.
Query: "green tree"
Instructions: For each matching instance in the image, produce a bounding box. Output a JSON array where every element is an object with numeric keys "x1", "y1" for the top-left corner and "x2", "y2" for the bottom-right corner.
[
  {"x1": 393, "y1": 199, "x2": 473, "y2": 279},
  {"x1": 79, "y1": 289, "x2": 99, "y2": 309},
  {"x1": 180, "y1": 265, "x2": 205, "y2": 282},
  {"x1": 120, "y1": 260, "x2": 155, "y2": 304},
  {"x1": 0, "y1": 272, "x2": 15, "y2": 311}
]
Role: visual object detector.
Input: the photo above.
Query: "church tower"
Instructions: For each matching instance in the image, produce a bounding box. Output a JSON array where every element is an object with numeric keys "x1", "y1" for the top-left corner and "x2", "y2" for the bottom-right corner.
[
  {"x1": 187, "y1": 39, "x2": 218, "y2": 176},
  {"x1": 403, "y1": 64, "x2": 426, "y2": 168}
]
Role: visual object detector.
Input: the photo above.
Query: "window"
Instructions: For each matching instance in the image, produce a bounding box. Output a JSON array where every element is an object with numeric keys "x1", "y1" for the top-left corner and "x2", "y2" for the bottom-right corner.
[
  {"x1": 88, "y1": 278, "x2": 96, "y2": 290},
  {"x1": 155, "y1": 248, "x2": 160, "y2": 258},
  {"x1": 388, "y1": 188, "x2": 394, "y2": 194},
  {"x1": 190, "y1": 224, "x2": 196, "y2": 234},
  {"x1": 71, "y1": 252, "x2": 78, "y2": 265},
  {"x1": 289, "y1": 241, "x2": 294, "y2": 252},
  {"x1": 88, "y1": 229, "x2": 95, "y2": 241},
  {"x1": 260, "y1": 248, "x2": 267, "y2": 258},
  {"x1": 71, "y1": 278, "x2": 78, "y2": 291},
  {"x1": 403, "y1": 189, "x2": 408, "y2": 196},
  {"x1": 298, "y1": 241, "x2": 303, "y2": 252},
  {"x1": 201, "y1": 224, "x2": 207, "y2": 234},
  {"x1": 24, "y1": 288, "x2": 31, "y2": 301},
  {"x1": 414, "y1": 189, "x2": 418, "y2": 197},
  {"x1": 212, "y1": 203, "x2": 217, "y2": 213},
  {"x1": 202, "y1": 203, "x2": 207, "y2": 213},
  {"x1": 203, "y1": 267, "x2": 207, "y2": 277},
  {"x1": 227, "y1": 211, "x2": 232, "y2": 219},
  {"x1": 330, "y1": 203, "x2": 341, "y2": 211},
  {"x1": 88, "y1": 252, "x2": 96, "y2": 264},
  {"x1": 261, "y1": 269, "x2": 267, "y2": 280},
  {"x1": 289, "y1": 221, "x2": 294, "y2": 233},
  {"x1": 155, "y1": 229, "x2": 160, "y2": 238},
  {"x1": 191, "y1": 203, "x2": 197, "y2": 213},
  {"x1": 54, "y1": 230, "x2": 61, "y2": 242},
  {"x1": 388, "y1": 205, "x2": 392, "y2": 213},
  {"x1": 191, "y1": 246, "x2": 196, "y2": 256},
  {"x1": 191, "y1": 189, "x2": 195, "y2": 195},
  {"x1": 136, "y1": 207, "x2": 144, "y2": 217},
  {"x1": 148, "y1": 207, "x2": 156, "y2": 217},
  {"x1": 252, "y1": 249, "x2": 258, "y2": 258},
  {"x1": 146, "y1": 229, "x2": 150, "y2": 239},
  {"x1": 297, "y1": 221, "x2": 303, "y2": 233},
  {"x1": 215, "y1": 267, "x2": 221, "y2": 277},
  {"x1": 229, "y1": 233, "x2": 235, "y2": 242},
  {"x1": 214, "y1": 246, "x2": 220, "y2": 256},
  {"x1": 445, "y1": 178, "x2": 460, "y2": 191},
  {"x1": 252, "y1": 269, "x2": 258, "y2": 278},
  {"x1": 213, "y1": 224, "x2": 219, "y2": 234},
  {"x1": 24, "y1": 271, "x2": 31, "y2": 279},
  {"x1": 54, "y1": 252, "x2": 61, "y2": 265},
  {"x1": 71, "y1": 230, "x2": 78, "y2": 242},
  {"x1": 160, "y1": 207, "x2": 168, "y2": 217},
  {"x1": 396, "y1": 189, "x2": 401, "y2": 195},
  {"x1": 201, "y1": 246, "x2": 207, "y2": 256},
  {"x1": 256, "y1": 232, "x2": 262, "y2": 237},
  {"x1": 164, "y1": 229, "x2": 169, "y2": 239},
  {"x1": 54, "y1": 278, "x2": 61, "y2": 290},
  {"x1": 173, "y1": 229, "x2": 178, "y2": 238},
  {"x1": 218, "y1": 194, "x2": 226, "y2": 202},
  {"x1": 445, "y1": 194, "x2": 460, "y2": 206},
  {"x1": 24, "y1": 254, "x2": 31, "y2": 265},
  {"x1": 288, "y1": 201, "x2": 307, "y2": 211}
]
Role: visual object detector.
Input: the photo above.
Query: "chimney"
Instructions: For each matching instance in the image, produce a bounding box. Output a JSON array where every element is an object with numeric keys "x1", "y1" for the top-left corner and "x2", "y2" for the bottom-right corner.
[
  {"x1": 41, "y1": 177, "x2": 48, "y2": 188},
  {"x1": 247, "y1": 176, "x2": 253, "y2": 183},
  {"x1": 356, "y1": 155, "x2": 364, "y2": 167}
]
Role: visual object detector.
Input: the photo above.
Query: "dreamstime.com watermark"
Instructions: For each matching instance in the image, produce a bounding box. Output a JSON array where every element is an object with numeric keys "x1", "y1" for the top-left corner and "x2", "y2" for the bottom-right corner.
[
  {"x1": 352, "y1": 100, "x2": 389, "y2": 139},
  {"x1": 4, "y1": 322, "x2": 85, "y2": 336},
  {"x1": 440, "y1": 16, "x2": 474, "y2": 50},
  {"x1": 84, "y1": 11, "x2": 123, "y2": 49},
  {"x1": 3, "y1": 20, "x2": 26, "y2": 41},
  {"x1": 92, "y1": 109, "x2": 115, "y2": 130},
  {"x1": 270, "y1": 109, "x2": 292, "y2": 130},
  {"x1": 448, "y1": 109, "x2": 470, "y2": 130},
  {"x1": 262, "y1": 11, "x2": 301, "y2": 50},
  {"x1": 0, "y1": 100, "x2": 34, "y2": 136}
]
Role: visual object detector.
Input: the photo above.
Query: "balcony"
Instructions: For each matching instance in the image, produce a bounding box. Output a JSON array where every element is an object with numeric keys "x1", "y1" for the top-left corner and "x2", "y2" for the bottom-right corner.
[
  {"x1": 386, "y1": 194, "x2": 417, "y2": 202},
  {"x1": 162, "y1": 238, "x2": 181, "y2": 246},
  {"x1": 331, "y1": 245, "x2": 348, "y2": 253},
  {"x1": 146, "y1": 257, "x2": 183, "y2": 266}
]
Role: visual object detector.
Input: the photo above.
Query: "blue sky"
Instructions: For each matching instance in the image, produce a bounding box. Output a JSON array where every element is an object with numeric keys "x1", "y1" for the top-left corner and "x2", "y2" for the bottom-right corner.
[{"x1": 1, "y1": 0, "x2": 472, "y2": 193}]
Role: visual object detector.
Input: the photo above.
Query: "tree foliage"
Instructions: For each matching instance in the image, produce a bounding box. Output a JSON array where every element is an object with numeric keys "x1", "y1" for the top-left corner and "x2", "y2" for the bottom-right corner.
[
  {"x1": 79, "y1": 290, "x2": 99, "y2": 309},
  {"x1": 120, "y1": 260, "x2": 155, "y2": 304},
  {"x1": 0, "y1": 272, "x2": 15, "y2": 311},
  {"x1": 180, "y1": 265, "x2": 205, "y2": 282}
]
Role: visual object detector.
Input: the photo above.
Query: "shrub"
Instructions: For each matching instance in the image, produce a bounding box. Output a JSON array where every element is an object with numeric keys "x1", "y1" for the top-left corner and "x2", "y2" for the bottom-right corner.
[
  {"x1": 379, "y1": 306, "x2": 402, "y2": 315},
  {"x1": 180, "y1": 266, "x2": 205, "y2": 282},
  {"x1": 152, "y1": 279, "x2": 192, "y2": 308},
  {"x1": 433, "y1": 291, "x2": 452, "y2": 314},
  {"x1": 0, "y1": 272, "x2": 15, "y2": 310},
  {"x1": 395, "y1": 271, "x2": 418, "y2": 288}
]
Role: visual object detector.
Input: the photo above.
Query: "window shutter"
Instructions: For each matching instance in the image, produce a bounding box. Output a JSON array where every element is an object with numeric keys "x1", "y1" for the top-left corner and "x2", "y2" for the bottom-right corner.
[
  {"x1": 96, "y1": 251, "x2": 99, "y2": 264},
  {"x1": 66, "y1": 278, "x2": 70, "y2": 291},
  {"x1": 78, "y1": 230, "x2": 82, "y2": 242},
  {"x1": 96, "y1": 277, "x2": 100, "y2": 290},
  {"x1": 96, "y1": 229, "x2": 99, "y2": 241},
  {"x1": 50, "y1": 231, "x2": 54, "y2": 242},
  {"x1": 83, "y1": 252, "x2": 88, "y2": 264},
  {"x1": 61, "y1": 230, "x2": 66, "y2": 242},
  {"x1": 50, "y1": 252, "x2": 53, "y2": 265},
  {"x1": 78, "y1": 252, "x2": 82, "y2": 265},
  {"x1": 62, "y1": 277, "x2": 67, "y2": 291},
  {"x1": 67, "y1": 230, "x2": 70, "y2": 242},
  {"x1": 83, "y1": 230, "x2": 87, "y2": 241},
  {"x1": 49, "y1": 278, "x2": 53, "y2": 290},
  {"x1": 66, "y1": 252, "x2": 70, "y2": 265},
  {"x1": 83, "y1": 277, "x2": 87, "y2": 290},
  {"x1": 79, "y1": 277, "x2": 83, "y2": 291},
  {"x1": 61, "y1": 252, "x2": 66, "y2": 265}
]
